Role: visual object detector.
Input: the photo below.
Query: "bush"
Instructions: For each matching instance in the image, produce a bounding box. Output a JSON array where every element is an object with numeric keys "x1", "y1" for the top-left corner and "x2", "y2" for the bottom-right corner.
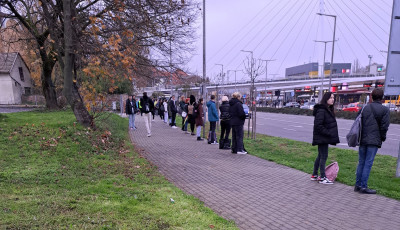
[{"x1": 257, "y1": 107, "x2": 400, "y2": 124}]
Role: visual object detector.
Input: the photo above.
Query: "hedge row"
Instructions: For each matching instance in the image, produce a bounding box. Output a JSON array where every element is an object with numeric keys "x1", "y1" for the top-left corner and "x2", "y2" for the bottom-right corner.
[{"x1": 256, "y1": 107, "x2": 400, "y2": 124}]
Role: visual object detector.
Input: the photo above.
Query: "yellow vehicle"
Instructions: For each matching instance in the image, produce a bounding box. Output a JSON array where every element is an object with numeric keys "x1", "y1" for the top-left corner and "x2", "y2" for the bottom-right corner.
[{"x1": 384, "y1": 95, "x2": 400, "y2": 106}]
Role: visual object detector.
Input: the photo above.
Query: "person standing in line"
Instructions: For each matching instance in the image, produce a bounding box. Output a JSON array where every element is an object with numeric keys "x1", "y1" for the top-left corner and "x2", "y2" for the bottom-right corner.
[
  {"x1": 219, "y1": 95, "x2": 231, "y2": 149},
  {"x1": 206, "y1": 95, "x2": 219, "y2": 144},
  {"x1": 157, "y1": 98, "x2": 164, "y2": 120},
  {"x1": 169, "y1": 95, "x2": 178, "y2": 128},
  {"x1": 163, "y1": 98, "x2": 168, "y2": 124},
  {"x1": 125, "y1": 95, "x2": 138, "y2": 130},
  {"x1": 195, "y1": 98, "x2": 204, "y2": 141},
  {"x1": 139, "y1": 92, "x2": 154, "y2": 137},
  {"x1": 355, "y1": 88, "x2": 390, "y2": 194},
  {"x1": 179, "y1": 95, "x2": 186, "y2": 129},
  {"x1": 182, "y1": 98, "x2": 190, "y2": 132},
  {"x1": 311, "y1": 92, "x2": 340, "y2": 184},
  {"x1": 187, "y1": 95, "x2": 197, "y2": 135},
  {"x1": 229, "y1": 92, "x2": 246, "y2": 154}
]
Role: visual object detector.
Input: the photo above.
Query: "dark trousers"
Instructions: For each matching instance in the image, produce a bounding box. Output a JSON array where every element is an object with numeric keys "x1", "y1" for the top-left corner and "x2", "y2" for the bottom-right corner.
[
  {"x1": 209, "y1": 121, "x2": 216, "y2": 143},
  {"x1": 313, "y1": 144, "x2": 329, "y2": 178},
  {"x1": 188, "y1": 115, "x2": 195, "y2": 133},
  {"x1": 170, "y1": 112, "x2": 176, "y2": 126},
  {"x1": 220, "y1": 120, "x2": 231, "y2": 141},
  {"x1": 160, "y1": 110, "x2": 164, "y2": 120},
  {"x1": 231, "y1": 125, "x2": 244, "y2": 152}
]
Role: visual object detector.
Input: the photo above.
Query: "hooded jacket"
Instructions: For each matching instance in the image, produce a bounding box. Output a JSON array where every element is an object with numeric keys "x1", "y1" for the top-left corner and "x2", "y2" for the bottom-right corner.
[
  {"x1": 229, "y1": 98, "x2": 246, "y2": 126},
  {"x1": 359, "y1": 101, "x2": 390, "y2": 148},
  {"x1": 312, "y1": 104, "x2": 340, "y2": 145},
  {"x1": 206, "y1": 100, "x2": 219, "y2": 122}
]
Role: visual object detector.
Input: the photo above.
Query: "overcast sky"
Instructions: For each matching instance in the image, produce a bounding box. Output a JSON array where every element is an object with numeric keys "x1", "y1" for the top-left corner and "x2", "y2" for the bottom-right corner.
[{"x1": 188, "y1": 0, "x2": 394, "y2": 82}]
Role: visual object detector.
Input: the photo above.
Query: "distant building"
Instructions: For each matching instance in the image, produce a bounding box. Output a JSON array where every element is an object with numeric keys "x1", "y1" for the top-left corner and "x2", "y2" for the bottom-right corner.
[
  {"x1": 369, "y1": 63, "x2": 384, "y2": 75},
  {"x1": 0, "y1": 52, "x2": 33, "y2": 104},
  {"x1": 285, "y1": 62, "x2": 352, "y2": 80}
]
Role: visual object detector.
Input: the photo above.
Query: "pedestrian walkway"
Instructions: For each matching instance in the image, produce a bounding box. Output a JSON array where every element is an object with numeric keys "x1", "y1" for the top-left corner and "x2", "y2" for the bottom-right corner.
[{"x1": 129, "y1": 115, "x2": 400, "y2": 230}]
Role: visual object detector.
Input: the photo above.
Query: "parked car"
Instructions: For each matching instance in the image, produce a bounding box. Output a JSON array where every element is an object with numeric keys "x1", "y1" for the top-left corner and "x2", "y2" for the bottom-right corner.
[
  {"x1": 243, "y1": 104, "x2": 252, "y2": 119},
  {"x1": 342, "y1": 103, "x2": 363, "y2": 112},
  {"x1": 284, "y1": 102, "x2": 300, "y2": 108},
  {"x1": 300, "y1": 102, "x2": 316, "y2": 110},
  {"x1": 383, "y1": 103, "x2": 399, "y2": 112}
]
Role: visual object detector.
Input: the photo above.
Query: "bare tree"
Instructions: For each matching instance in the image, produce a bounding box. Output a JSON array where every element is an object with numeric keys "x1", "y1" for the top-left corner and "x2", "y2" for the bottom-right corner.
[{"x1": 243, "y1": 56, "x2": 265, "y2": 139}]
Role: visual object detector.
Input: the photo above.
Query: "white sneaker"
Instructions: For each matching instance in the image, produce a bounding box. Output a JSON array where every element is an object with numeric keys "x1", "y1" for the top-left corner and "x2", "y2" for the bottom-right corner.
[
  {"x1": 319, "y1": 177, "x2": 334, "y2": 184},
  {"x1": 237, "y1": 151, "x2": 247, "y2": 155},
  {"x1": 147, "y1": 133, "x2": 151, "y2": 137},
  {"x1": 211, "y1": 141, "x2": 218, "y2": 145},
  {"x1": 172, "y1": 126, "x2": 178, "y2": 129}
]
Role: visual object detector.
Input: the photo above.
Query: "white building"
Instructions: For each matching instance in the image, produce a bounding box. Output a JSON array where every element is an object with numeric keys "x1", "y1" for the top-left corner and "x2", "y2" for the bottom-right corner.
[{"x1": 0, "y1": 52, "x2": 32, "y2": 104}]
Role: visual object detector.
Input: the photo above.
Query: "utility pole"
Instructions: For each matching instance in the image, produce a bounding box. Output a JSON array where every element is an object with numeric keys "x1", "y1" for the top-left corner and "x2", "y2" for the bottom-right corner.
[
  {"x1": 317, "y1": 13, "x2": 337, "y2": 91},
  {"x1": 228, "y1": 70, "x2": 241, "y2": 92},
  {"x1": 260, "y1": 59, "x2": 276, "y2": 105},
  {"x1": 315, "y1": 40, "x2": 332, "y2": 101},
  {"x1": 202, "y1": 0, "x2": 206, "y2": 139},
  {"x1": 368, "y1": 55, "x2": 373, "y2": 74}
]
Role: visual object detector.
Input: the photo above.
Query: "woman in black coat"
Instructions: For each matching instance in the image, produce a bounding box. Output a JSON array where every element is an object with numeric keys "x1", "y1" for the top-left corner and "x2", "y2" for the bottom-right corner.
[
  {"x1": 229, "y1": 92, "x2": 247, "y2": 154},
  {"x1": 311, "y1": 92, "x2": 339, "y2": 184},
  {"x1": 219, "y1": 95, "x2": 231, "y2": 149}
]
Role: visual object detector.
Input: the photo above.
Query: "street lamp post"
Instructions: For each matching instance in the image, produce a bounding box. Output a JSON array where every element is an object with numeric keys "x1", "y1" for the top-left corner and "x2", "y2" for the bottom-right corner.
[
  {"x1": 228, "y1": 70, "x2": 241, "y2": 92},
  {"x1": 315, "y1": 40, "x2": 332, "y2": 101},
  {"x1": 318, "y1": 13, "x2": 336, "y2": 91},
  {"x1": 260, "y1": 59, "x2": 276, "y2": 106}
]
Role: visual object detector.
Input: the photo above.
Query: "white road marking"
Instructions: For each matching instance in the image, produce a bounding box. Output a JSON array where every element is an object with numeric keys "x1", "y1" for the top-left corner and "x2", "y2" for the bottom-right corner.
[{"x1": 283, "y1": 128, "x2": 296, "y2": 131}]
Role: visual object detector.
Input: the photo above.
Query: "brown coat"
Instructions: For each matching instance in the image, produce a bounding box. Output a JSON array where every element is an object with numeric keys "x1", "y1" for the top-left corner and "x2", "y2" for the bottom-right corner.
[{"x1": 195, "y1": 103, "x2": 204, "y2": 126}]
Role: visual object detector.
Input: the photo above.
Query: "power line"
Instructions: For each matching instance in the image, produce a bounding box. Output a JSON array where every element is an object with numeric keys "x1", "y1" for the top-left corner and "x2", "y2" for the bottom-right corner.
[
  {"x1": 311, "y1": 11, "x2": 321, "y2": 63},
  {"x1": 206, "y1": 0, "x2": 276, "y2": 66},
  {"x1": 275, "y1": 0, "x2": 318, "y2": 73},
  {"x1": 325, "y1": 0, "x2": 361, "y2": 59},
  {"x1": 252, "y1": 0, "x2": 308, "y2": 54},
  {"x1": 222, "y1": 0, "x2": 296, "y2": 73},
  {"x1": 349, "y1": 0, "x2": 390, "y2": 36},
  {"x1": 335, "y1": 0, "x2": 386, "y2": 58},
  {"x1": 324, "y1": 5, "x2": 346, "y2": 63},
  {"x1": 380, "y1": 0, "x2": 392, "y2": 8},
  {"x1": 362, "y1": 0, "x2": 391, "y2": 26},
  {"x1": 296, "y1": 5, "x2": 319, "y2": 65}
]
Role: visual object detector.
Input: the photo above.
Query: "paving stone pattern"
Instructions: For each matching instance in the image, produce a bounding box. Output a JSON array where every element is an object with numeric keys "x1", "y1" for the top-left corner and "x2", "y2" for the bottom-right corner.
[{"x1": 130, "y1": 115, "x2": 400, "y2": 230}]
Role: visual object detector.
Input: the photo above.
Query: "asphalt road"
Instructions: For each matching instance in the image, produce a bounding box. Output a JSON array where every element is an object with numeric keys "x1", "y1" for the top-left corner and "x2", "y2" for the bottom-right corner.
[
  {"x1": 247, "y1": 112, "x2": 400, "y2": 157},
  {"x1": 0, "y1": 107, "x2": 37, "y2": 113}
]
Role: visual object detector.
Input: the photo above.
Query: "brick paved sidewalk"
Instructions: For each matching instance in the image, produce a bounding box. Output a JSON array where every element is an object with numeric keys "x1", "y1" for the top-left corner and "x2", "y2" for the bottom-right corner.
[{"x1": 130, "y1": 115, "x2": 400, "y2": 230}]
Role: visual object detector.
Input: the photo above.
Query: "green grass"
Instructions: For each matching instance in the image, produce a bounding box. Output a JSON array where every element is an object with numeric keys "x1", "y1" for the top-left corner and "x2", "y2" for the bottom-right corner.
[
  {"x1": 175, "y1": 115, "x2": 400, "y2": 200},
  {"x1": 0, "y1": 111, "x2": 237, "y2": 229}
]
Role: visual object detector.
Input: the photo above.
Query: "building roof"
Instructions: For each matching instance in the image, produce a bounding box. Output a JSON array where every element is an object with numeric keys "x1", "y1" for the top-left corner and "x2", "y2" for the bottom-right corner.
[{"x1": 0, "y1": 52, "x2": 18, "y2": 74}]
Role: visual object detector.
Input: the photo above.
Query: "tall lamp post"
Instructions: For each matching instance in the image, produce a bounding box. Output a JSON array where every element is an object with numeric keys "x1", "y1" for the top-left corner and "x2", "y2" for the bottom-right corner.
[
  {"x1": 202, "y1": 0, "x2": 206, "y2": 138},
  {"x1": 215, "y1": 64, "x2": 224, "y2": 99},
  {"x1": 317, "y1": 13, "x2": 336, "y2": 91},
  {"x1": 228, "y1": 70, "x2": 241, "y2": 92},
  {"x1": 260, "y1": 59, "x2": 276, "y2": 106},
  {"x1": 315, "y1": 40, "x2": 332, "y2": 101}
]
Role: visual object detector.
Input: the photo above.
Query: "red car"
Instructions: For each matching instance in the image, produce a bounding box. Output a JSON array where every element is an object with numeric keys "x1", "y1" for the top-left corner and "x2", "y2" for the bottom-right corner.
[{"x1": 342, "y1": 103, "x2": 362, "y2": 112}]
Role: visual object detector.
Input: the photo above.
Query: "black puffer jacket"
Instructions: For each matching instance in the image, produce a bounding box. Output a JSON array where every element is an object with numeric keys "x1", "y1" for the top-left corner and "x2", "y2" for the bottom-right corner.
[
  {"x1": 312, "y1": 104, "x2": 340, "y2": 145},
  {"x1": 219, "y1": 101, "x2": 231, "y2": 121},
  {"x1": 229, "y1": 98, "x2": 246, "y2": 126},
  {"x1": 359, "y1": 102, "x2": 390, "y2": 148}
]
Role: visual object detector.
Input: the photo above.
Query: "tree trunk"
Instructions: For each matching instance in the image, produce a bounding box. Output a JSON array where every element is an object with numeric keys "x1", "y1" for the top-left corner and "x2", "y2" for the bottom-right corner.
[
  {"x1": 41, "y1": 71, "x2": 58, "y2": 109},
  {"x1": 63, "y1": 0, "x2": 93, "y2": 128}
]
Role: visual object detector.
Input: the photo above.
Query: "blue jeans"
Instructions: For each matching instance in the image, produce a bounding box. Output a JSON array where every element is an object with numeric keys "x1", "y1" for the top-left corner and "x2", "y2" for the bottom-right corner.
[
  {"x1": 128, "y1": 114, "x2": 136, "y2": 129},
  {"x1": 356, "y1": 145, "x2": 378, "y2": 188}
]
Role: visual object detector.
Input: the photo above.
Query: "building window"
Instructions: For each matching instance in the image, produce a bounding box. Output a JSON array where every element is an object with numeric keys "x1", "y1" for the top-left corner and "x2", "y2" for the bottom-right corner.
[
  {"x1": 19, "y1": 67, "x2": 24, "y2": 82},
  {"x1": 24, "y1": 87, "x2": 31, "y2": 95}
]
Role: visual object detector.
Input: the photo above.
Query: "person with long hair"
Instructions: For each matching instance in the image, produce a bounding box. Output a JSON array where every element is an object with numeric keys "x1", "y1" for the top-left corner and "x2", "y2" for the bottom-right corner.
[
  {"x1": 311, "y1": 92, "x2": 340, "y2": 184},
  {"x1": 187, "y1": 95, "x2": 196, "y2": 135},
  {"x1": 195, "y1": 98, "x2": 204, "y2": 141}
]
